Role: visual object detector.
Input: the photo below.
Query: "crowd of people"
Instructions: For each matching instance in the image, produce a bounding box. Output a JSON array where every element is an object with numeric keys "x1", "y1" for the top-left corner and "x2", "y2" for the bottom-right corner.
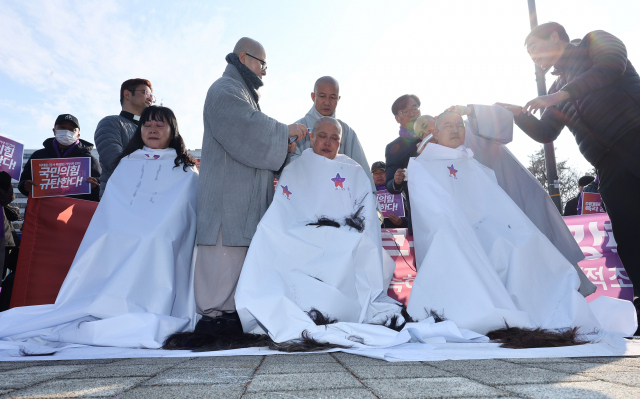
[{"x1": 1, "y1": 21, "x2": 639, "y2": 353}]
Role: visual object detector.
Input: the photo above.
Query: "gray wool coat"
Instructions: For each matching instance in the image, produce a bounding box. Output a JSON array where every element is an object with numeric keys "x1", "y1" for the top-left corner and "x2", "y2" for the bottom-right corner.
[
  {"x1": 197, "y1": 64, "x2": 289, "y2": 247},
  {"x1": 94, "y1": 115, "x2": 137, "y2": 197}
]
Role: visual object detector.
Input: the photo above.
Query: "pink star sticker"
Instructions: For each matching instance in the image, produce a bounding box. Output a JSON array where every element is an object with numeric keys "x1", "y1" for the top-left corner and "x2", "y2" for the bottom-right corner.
[
  {"x1": 331, "y1": 173, "x2": 346, "y2": 188},
  {"x1": 447, "y1": 164, "x2": 458, "y2": 179},
  {"x1": 281, "y1": 185, "x2": 292, "y2": 198}
]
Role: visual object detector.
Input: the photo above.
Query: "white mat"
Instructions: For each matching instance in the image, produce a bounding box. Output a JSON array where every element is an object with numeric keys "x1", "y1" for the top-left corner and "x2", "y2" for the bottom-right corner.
[{"x1": 1, "y1": 334, "x2": 638, "y2": 362}]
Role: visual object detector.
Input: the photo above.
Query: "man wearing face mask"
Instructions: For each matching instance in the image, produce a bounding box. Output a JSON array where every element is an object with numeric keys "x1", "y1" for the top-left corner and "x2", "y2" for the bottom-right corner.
[
  {"x1": 18, "y1": 114, "x2": 101, "y2": 202},
  {"x1": 94, "y1": 78, "x2": 154, "y2": 197}
]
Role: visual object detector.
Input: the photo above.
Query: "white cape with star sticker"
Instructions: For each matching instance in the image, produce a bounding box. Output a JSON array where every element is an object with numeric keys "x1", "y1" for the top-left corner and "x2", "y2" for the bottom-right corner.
[
  {"x1": 406, "y1": 144, "x2": 637, "y2": 337},
  {"x1": 0, "y1": 147, "x2": 199, "y2": 349},
  {"x1": 235, "y1": 148, "x2": 492, "y2": 347}
]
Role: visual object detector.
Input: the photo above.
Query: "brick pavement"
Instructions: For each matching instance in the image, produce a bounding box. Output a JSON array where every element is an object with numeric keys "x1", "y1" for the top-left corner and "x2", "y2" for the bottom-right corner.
[{"x1": 1, "y1": 353, "x2": 640, "y2": 398}]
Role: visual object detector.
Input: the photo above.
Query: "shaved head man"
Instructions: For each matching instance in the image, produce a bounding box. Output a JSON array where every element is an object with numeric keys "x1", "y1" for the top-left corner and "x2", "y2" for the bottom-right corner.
[
  {"x1": 289, "y1": 76, "x2": 375, "y2": 192},
  {"x1": 195, "y1": 36, "x2": 308, "y2": 336},
  {"x1": 310, "y1": 117, "x2": 342, "y2": 160},
  {"x1": 433, "y1": 112, "x2": 466, "y2": 149},
  {"x1": 233, "y1": 37, "x2": 267, "y2": 80}
]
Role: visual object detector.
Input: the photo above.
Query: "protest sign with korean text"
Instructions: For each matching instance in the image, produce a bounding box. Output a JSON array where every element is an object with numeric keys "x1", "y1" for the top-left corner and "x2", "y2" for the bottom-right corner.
[
  {"x1": 564, "y1": 213, "x2": 633, "y2": 302},
  {"x1": 582, "y1": 192, "x2": 606, "y2": 214},
  {"x1": 0, "y1": 135, "x2": 24, "y2": 180},
  {"x1": 376, "y1": 188, "x2": 405, "y2": 218},
  {"x1": 31, "y1": 157, "x2": 91, "y2": 198}
]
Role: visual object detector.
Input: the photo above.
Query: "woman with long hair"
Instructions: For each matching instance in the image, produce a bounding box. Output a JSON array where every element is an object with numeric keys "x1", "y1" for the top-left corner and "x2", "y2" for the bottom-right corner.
[{"x1": 0, "y1": 106, "x2": 200, "y2": 354}]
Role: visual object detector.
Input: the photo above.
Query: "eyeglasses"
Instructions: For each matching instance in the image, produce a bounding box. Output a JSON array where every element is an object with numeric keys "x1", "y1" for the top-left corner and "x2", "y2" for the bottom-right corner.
[
  {"x1": 246, "y1": 53, "x2": 267, "y2": 71},
  {"x1": 398, "y1": 106, "x2": 420, "y2": 116},
  {"x1": 132, "y1": 89, "x2": 157, "y2": 104}
]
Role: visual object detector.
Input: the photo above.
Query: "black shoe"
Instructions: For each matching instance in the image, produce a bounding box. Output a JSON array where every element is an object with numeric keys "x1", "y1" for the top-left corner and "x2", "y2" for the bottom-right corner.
[{"x1": 194, "y1": 312, "x2": 243, "y2": 335}]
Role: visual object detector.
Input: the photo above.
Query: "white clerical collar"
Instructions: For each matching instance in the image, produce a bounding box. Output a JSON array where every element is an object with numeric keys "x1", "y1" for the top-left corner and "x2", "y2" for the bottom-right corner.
[{"x1": 133, "y1": 115, "x2": 140, "y2": 121}]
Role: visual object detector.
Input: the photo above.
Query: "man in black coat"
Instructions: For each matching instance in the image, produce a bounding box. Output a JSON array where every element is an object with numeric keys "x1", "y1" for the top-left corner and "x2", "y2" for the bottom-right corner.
[
  {"x1": 498, "y1": 22, "x2": 640, "y2": 303},
  {"x1": 384, "y1": 94, "x2": 423, "y2": 235},
  {"x1": 564, "y1": 175, "x2": 595, "y2": 216},
  {"x1": 19, "y1": 114, "x2": 101, "y2": 202}
]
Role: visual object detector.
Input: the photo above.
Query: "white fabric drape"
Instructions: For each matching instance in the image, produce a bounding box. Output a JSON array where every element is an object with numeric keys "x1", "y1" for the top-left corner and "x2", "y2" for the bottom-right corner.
[
  {"x1": 0, "y1": 147, "x2": 199, "y2": 349},
  {"x1": 406, "y1": 143, "x2": 636, "y2": 336}
]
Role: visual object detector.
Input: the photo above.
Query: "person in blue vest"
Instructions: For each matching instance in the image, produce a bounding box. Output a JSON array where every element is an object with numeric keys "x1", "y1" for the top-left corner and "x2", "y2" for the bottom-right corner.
[{"x1": 18, "y1": 114, "x2": 101, "y2": 202}]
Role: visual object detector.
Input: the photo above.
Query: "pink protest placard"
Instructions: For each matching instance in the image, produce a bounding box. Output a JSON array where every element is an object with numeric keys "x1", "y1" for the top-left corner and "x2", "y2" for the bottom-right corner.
[
  {"x1": 31, "y1": 157, "x2": 91, "y2": 198},
  {"x1": 383, "y1": 228, "x2": 415, "y2": 305},
  {"x1": 582, "y1": 192, "x2": 606, "y2": 214},
  {"x1": 0, "y1": 135, "x2": 24, "y2": 180},
  {"x1": 377, "y1": 188, "x2": 405, "y2": 218},
  {"x1": 384, "y1": 215, "x2": 633, "y2": 306},
  {"x1": 564, "y1": 213, "x2": 633, "y2": 302}
]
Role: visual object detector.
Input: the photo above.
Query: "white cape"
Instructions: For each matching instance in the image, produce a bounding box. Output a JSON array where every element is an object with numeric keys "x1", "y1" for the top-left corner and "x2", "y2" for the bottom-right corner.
[
  {"x1": 236, "y1": 149, "x2": 491, "y2": 348},
  {"x1": 236, "y1": 149, "x2": 404, "y2": 343},
  {"x1": 466, "y1": 105, "x2": 592, "y2": 295},
  {"x1": 406, "y1": 144, "x2": 636, "y2": 337},
  {"x1": 0, "y1": 147, "x2": 198, "y2": 350}
]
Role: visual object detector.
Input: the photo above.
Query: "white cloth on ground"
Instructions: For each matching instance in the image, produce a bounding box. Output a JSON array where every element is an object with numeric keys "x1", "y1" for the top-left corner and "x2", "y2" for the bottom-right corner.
[
  {"x1": 0, "y1": 147, "x2": 199, "y2": 349},
  {"x1": 406, "y1": 143, "x2": 637, "y2": 337}
]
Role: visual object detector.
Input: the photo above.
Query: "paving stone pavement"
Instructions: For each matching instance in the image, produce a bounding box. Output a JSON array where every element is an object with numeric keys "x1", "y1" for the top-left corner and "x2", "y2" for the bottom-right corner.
[{"x1": 0, "y1": 354, "x2": 639, "y2": 398}]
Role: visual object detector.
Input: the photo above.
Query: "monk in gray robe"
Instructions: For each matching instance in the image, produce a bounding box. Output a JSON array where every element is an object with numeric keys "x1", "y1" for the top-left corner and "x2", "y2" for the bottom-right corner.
[
  {"x1": 195, "y1": 37, "x2": 307, "y2": 334},
  {"x1": 289, "y1": 76, "x2": 375, "y2": 192}
]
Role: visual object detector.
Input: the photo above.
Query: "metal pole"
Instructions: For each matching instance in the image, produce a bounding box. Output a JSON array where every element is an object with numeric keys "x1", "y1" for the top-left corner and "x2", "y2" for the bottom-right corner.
[{"x1": 527, "y1": 0, "x2": 563, "y2": 212}]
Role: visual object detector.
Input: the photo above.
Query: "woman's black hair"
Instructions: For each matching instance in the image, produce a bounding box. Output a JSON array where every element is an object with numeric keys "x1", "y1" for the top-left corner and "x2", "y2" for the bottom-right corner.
[{"x1": 116, "y1": 106, "x2": 196, "y2": 171}]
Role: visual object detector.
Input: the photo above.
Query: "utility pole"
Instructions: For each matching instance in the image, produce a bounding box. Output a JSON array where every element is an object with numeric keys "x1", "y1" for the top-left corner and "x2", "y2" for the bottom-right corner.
[{"x1": 527, "y1": 0, "x2": 563, "y2": 213}]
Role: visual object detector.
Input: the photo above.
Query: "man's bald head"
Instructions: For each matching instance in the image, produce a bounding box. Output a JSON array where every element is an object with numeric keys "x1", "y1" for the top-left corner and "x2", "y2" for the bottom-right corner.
[
  {"x1": 311, "y1": 117, "x2": 342, "y2": 160},
  {"x1": 313, "y1": 76, "x2": 339, "y2": 93},
  {"x1": 311, "y1": 76, "x2": 341, "y2": 116},
  {"x1": 233, "y1": 37, "x2": 265, "y2": 58},
  {"x1": 434, "y1": 111, "x2": 466, "y2": 149}
]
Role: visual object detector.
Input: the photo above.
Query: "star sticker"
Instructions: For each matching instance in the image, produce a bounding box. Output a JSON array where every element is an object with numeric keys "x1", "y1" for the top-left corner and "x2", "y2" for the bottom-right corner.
[
  {"x1": 281, "y1": 185, "x2": 292, "y2": 198},
  {"x1": 331, "y1": 173, "x2": 346, "y2": 188},
  {"x1": 447, "y1": 164, "x2": 458, "y2": 179}
]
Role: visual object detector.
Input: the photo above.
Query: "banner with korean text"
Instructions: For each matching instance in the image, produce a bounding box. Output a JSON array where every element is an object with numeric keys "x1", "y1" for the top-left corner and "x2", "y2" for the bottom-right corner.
[
  {"x1": 565, "y1": 213, "x2": 633, "y2": 301},
  {"x1": 384, "y1": 212, "x2": 633, "y2": 305},
  {"x1": 0, "y1": 135, "x2": 24, "y2": 180},
  {"x1": 582, "y1": 192, "x2": 606, "y2": 215},
  {"x1": 377, "y1": 188, "x2": 405, "y2": 218},
  {"x1": 31, "y1": 157, "x2": 91, "y2": 198}
]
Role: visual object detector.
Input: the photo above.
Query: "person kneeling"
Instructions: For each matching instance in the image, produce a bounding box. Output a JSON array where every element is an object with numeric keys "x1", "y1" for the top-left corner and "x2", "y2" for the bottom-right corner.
[
  {"x1": 405, "y1": 111, "x2": 636, "y2": 348},
  {"x1": 164, "y1": 117, "x2": 405, "y2": 352},
  {"x1": 0, "y1": 106, "x2": 199, "y2": 352}
]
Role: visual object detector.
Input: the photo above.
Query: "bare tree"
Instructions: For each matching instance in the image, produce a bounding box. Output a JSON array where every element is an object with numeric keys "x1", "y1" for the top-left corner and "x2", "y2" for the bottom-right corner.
[{"x1": 526, "y1": 146, "x2": 587, "y2": 206}]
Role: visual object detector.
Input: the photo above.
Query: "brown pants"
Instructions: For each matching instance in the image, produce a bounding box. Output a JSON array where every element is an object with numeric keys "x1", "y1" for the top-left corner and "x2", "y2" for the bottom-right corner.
[{"x1": 194, "y1": 231, "x2": 248, "y2": 317}]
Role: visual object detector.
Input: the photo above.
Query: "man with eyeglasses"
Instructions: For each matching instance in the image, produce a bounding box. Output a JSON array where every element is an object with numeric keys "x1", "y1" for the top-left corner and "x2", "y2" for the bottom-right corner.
[
  {"x1": 289, "y1": 76, "x2": 375, "y2": 192},
  {"x1": 384, "y1": 94, "x2": 422, "y2": 234},
  {"x1": 195, "y1": 37, "x2": 307, "y2": 335},
  {"x1": 94, "y1": 78, "x2": 154, "y2": 197}
]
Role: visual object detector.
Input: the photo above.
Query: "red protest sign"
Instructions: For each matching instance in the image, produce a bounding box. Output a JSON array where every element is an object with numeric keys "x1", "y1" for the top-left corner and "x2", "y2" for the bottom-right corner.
[
  {"x1": 31, "y1": 157, "x2": 91, "y2": 198},
  {"x1": 582, "y1": 192, "x2": 606, "y2": 214}
]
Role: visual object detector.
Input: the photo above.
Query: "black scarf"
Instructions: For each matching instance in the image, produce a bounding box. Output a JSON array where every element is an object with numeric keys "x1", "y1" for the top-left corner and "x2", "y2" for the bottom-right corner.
[{"x1": 226, "y1": 53, "x2": 263, "y2": 104}]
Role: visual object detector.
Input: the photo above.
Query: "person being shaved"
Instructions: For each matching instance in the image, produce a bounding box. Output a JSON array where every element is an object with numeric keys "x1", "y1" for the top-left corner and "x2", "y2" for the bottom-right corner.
[
  {"x1": 290, "y1": 77, "x2": 375, "y2": 191},
  {"x1": 405, "y1": 110, "x2": 636, "y2": 345},
  {"x1": 164, "y1": 115, "x2": 405, "y2": 351}
]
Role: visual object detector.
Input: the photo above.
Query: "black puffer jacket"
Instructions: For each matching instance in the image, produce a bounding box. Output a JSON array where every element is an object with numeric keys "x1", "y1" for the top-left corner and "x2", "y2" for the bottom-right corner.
[{"x1": 514, "y1": 30, "x2": 640, "y2": 169}]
